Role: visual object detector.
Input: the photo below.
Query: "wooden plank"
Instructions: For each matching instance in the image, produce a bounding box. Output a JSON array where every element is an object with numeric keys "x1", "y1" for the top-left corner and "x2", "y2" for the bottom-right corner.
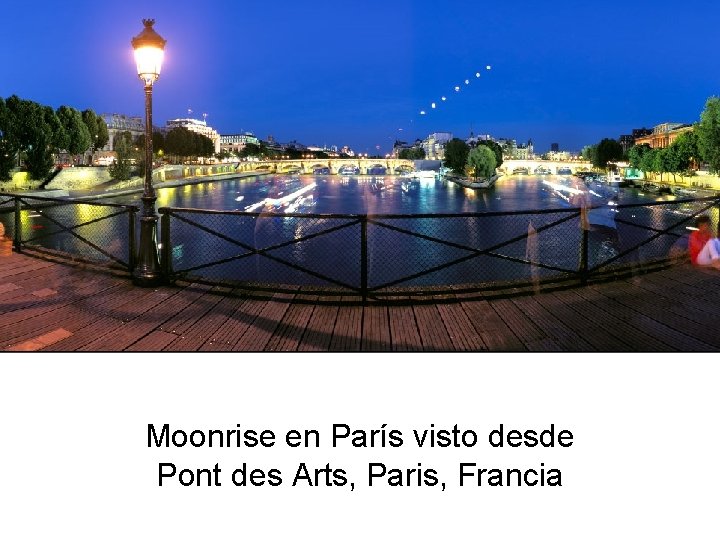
[
  {"x1": 232, "y1": 294, "x2": 293, "y2": 351},
  {"x1": 361, "y1": 305, "x2": 391, "y2": 351},
  {"x1": 297, "y1": 298, "x2": 339, "y2": 351},
  {"x1": 43, "y1": 316, "x2": 126, "y2": 351},
  {"x1": 567, "y1": 287, "x2": 683, "y2": 351},
  {"x1": 163, "y1": 292, "x2": 247, "y2": 351},
  {"x1": 460, "y1": 300, "x2": 526, "y2": 352},
  {"x1": 490, "y1": 298, "x2": 547, "y2": 347},
  {"x1": 532, "y1": 292, "x2": 635, "y2": 351},
  {"x1": 413, "y1": 304, "x2": 456, "y2": 351},
  {"x1": 126, "y1": 330, "x2": 180, "y2": 352},
  {"x1": 266, "y1": 301, "x2": 317, "y2": 352},
  {"x1": 388, "y1": 305, "x2": 423, "y2": 352},
  {"x1": 589, "y1": 282, "x2": 719, "y2": 351},
  {"x1": 159, "y1": 287, "x2": 226, "y2": 335},
  {"x1": 510, "y1": 295, "x2": 596, "y2": 351},
  {"x1": 78, "y1": 318, "x2": 161, "y2": 351},
  {"x1": 200, "y1": 297, "x2": 267, "y2": 351},
  {"x1": 6, "y1": 328, "x2": 73, "y2": 351},
  {"x1": 329, "y1": 299, "x2": 362, "y2": 351},
  {"x1": 435, "y1": 301, "x2": 487, "y2": 351}
]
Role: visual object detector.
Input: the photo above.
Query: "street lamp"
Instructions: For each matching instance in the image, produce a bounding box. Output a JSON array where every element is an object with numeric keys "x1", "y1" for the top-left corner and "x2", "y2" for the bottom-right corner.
[{"x1": 131, "y1": 18, "x2": 166, "y2": 286}]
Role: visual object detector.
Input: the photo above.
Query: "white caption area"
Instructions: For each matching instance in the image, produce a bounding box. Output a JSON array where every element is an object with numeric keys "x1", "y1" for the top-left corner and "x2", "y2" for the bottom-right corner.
[{"x1": 1, "y1": 355, "x2": 717, "y2": 539}]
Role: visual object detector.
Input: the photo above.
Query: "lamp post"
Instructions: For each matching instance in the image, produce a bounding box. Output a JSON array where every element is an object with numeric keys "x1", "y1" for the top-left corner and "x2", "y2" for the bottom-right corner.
[{"x1": 131, "y1": 19, "x2": 166, "y2": 286}]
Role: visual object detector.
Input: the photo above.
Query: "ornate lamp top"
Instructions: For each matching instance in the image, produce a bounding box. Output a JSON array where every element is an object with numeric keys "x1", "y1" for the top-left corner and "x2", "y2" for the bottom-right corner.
[{"x1": 131, "y1": 19, "x2": 166, "y2": 50}]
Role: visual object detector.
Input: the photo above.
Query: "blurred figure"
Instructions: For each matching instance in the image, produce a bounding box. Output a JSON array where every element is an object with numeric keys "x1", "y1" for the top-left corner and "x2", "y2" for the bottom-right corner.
[
  {"x1": 689, "y1": 215, "x2": 712, "y2": 266},
  {"x1": 0, "y1": 221, "x2": 11, "y2": 257},
  {"x1": 695, "y1": 223, "x2": 720, "y2": 269}
]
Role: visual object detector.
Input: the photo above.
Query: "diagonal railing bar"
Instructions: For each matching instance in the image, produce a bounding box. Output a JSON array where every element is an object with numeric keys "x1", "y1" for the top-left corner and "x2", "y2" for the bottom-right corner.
[
  {"x1": 18, "y1": 200, "x2": 131, "y2": 268},
  {"x1": 169, "y1": 212, "x2": 361, "y2": 291},
  {"x1": 368, "y1": 211, "x2": 580, "y2": 258},
  {"x1": 587, "y1": 198, "x2": 720, "y2": 273},
  {"x1": 170, "y1": 211, "x2": 360, "y2": 260},
  {"x1": 588, "y1": 208, "x2": 712, "y2": 274},
  {"x1": 369, "y1": 217, "x2": 583, "y2": 291},
  {"x1": 21, "y1": 205, "x2": 130, "y2": 243}
]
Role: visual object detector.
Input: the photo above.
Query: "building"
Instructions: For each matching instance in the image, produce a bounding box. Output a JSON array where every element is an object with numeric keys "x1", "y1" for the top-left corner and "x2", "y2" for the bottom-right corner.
[
  {"x1": 219, "y1": 133, "x2": 260, "y2": 154},
  {"x1": 100, "y1": 113, "x2": 145, "y2": 151},
  {"x1": 619, "y1": 134, "x2": 635, "y2": 153},
  {"x1": 633, "y1": 122, "x2": 692, "y2": 149},
  {"x1": 550, "y1": 143, "x2": 560, "y2": 153},
  {"x1": 166, "y1": 118, "x2": 221, "y2": 153},
  {"x1": 422, "y1": 132, "x2": 453, "y2": 159}
]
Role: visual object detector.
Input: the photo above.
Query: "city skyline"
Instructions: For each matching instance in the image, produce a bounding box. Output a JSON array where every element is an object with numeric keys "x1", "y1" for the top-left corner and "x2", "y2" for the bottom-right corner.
[{"x1": 1, "y1": 0, "x2": 717, "y2": 153}]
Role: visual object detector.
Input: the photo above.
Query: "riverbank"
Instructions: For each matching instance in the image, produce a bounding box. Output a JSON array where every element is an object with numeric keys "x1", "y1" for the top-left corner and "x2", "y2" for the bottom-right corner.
[{"x1": 3, "y1": 168, "x2": 271, "y2": 201}]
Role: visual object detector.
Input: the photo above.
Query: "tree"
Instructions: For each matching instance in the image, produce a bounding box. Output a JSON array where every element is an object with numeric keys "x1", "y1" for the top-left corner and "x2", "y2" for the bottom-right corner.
[
  {"x1": 671, "y1": 131, "x2": 699, "y2": 173},
  {"x1": 398, "y1": 147, "x2": 426, "y2": 160},
  {"x1": 581, "y1": 144, "x2": 597, "y2": 164},
  {"x1": 95, "y1": 116, "x2": 109, "y2": 151},
  {"x1": 0, "y1": 98, "x2": 18, "y2": 181},
  {"x1": 5, "y1": 96, "x2": 55, "y2": 180},
  {"x1": 57, "y1": 105, "x2": 91, "y2": 161},
  {"x1": 81, "y1": 109, "x2": 99, "y2": 151},
  {"x1": 640, "y1": 148, "x2": 659, "y2": 178},
  {"x1": 477, "y1": 140, "x2": 503, "y2": 169},
  {"x1": 443, "y1": 138, "x2": 469, "y2": 174},
  {"x1": 109, "y1": 131, "x2": 133, "y2": 182},
  {"x1": 627, "y1": 143, "x2": 652, "y2": 170},
  {"x1": 593, "y1": 138, "x2": 624, "y2": 170},
  {"x1": 695, "y1": 96, "x2": 720, "y2": 173},
  {"x1": 467, "y1": 145, "x2": 497, "y2": 179}
]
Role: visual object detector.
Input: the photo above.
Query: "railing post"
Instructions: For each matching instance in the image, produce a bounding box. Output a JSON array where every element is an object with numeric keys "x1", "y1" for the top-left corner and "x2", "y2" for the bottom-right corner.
[
  {"x1": 13, "y1": 197, "x2": 21, "y2": 252},
  {"x1": 580, "y1": 226, "x2": 589, "y2": 286},
  {"x1": 360, "y1": 215, "x2": 368, "y2": 303},
  {"x1": 160, "y1": 208, "x2": 172, "y2": 281},
  {"x1": 128, "y1": 208, "x2": 137, "y2": 273}
]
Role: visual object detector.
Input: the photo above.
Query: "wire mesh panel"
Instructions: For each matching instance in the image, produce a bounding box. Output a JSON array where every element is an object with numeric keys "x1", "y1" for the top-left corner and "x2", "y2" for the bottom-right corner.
[
  {"x1": 165, "y1": 209, "x2": 362, "y2": 292},
  {"x1": 368, "y1": 210, "x2": 583, "y2": 291},
  {"x1": 589, "y1": 198, "x2": 719, "y2": 274},
  {"x1": 16, "y1": 197, "x2": 135, "y2": 270},
  {"x1": 160, "y1": 196, "x2": 720, "y2": 297},
  {"x1": 0, "y1": 195, "x2": 15, "y2": 240}
]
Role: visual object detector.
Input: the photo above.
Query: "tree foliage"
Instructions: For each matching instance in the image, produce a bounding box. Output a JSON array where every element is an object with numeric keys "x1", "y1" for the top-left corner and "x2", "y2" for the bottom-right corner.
[
  {"x1": 96, "y1": 116, "x2": 109, "y2": 151},
  {"x1": 57, "y1": 105, "x2": 91, "y2": 157},
  {"x1": 477, "y1": 140, "x2": 503, "y2": 169},
  {"x1": 0, "y1": 98, "x2": 18, "y2": 180},
  {"x1": 109, "y1": 131, "x2": 133, "y2": 182},
  {"x1": 164, "y1": 128, "x2": 215, "y2": 162},
  {"x1": 467, "y1": 146, "x2": 497, "y2": 179},
  {"x1": 443, "y1": 138, "x2": 469, "y2": 174},
  {"x1": 581, "y1": 144, "x2": 597, "y2": 164},
  {"x1": 696, "y1": 97, "x2": 720, "y2": 174},
  {"x1": 593, "y1": 138, "x2": 624, "y2": 169},
  {"x1": 627, "y1": 143, "x2": 651, "y2": 170},
  {"x1": 398, "y1": 147, "x2": 426, "y2": 160}
]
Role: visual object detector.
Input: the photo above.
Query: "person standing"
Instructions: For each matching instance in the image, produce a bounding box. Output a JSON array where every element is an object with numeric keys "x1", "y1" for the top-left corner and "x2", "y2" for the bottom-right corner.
[{"x1": 689, "y1": 215, "x2": 712, "y2": 265}]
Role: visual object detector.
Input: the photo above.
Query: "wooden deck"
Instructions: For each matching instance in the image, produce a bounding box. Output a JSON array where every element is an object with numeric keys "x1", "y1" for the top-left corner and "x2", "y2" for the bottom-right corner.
[{"x1": 1, "y1": 251, "x2": 719, "y2": 352}]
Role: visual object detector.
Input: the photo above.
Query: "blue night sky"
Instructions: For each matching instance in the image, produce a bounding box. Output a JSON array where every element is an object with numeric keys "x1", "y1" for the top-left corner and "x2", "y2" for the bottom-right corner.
[{"x1": 1, "y1": 0, "x2": 718, "y2": 154}]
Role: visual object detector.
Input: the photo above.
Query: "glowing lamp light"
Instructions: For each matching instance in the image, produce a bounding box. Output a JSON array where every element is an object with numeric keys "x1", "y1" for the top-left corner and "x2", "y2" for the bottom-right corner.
[
  {"x1": 420, "y1": 110, "x2": 426, "y2": 115},
  {"x1": 486, "y1": 65, "x2": 492, "y2": 70},
  {"x1": 454, "y1": 86, "x2": 460, "y2": 92},
  {"x1": 476, "y1": 72, "x2": 481, "y2": 77},
  {"x1": 132, "y1": 19, "x2": 166, "y2": 85},
  {"x1": 431, "y1": 102, "x2": 436, "y2": 109},
  {"x1": 441, "y1": 96, "x2": 447, "y2": 101},
  {"x1": 465, "y1": 79, "x2": 470, "y2": 84}
]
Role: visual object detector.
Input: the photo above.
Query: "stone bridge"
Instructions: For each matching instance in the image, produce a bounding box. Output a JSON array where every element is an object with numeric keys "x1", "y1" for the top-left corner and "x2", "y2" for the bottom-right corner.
[
  {"x1": 234, "y1": 158, "x2": 415, "y2": 175},
  {"x1": 500, "y1": 159, "x2": 592, "y2": 175}
]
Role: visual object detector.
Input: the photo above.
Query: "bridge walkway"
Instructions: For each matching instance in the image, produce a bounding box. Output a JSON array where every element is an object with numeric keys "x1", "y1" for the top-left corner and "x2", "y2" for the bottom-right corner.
[{"x1": 1, "y1": 251, "x2": 719, "y2": 352}]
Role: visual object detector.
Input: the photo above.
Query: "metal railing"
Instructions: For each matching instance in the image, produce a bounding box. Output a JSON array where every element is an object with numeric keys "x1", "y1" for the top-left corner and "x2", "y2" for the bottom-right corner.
[
  {"x1": 0, "y1": 194, "x2": 138, "y2": 273},
  {"x1": 1, "y1": 193, "x2": 717, "y2": 301},
  {"x1": 157, "y1": 196, "x2": 720, "y2": 301}
]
